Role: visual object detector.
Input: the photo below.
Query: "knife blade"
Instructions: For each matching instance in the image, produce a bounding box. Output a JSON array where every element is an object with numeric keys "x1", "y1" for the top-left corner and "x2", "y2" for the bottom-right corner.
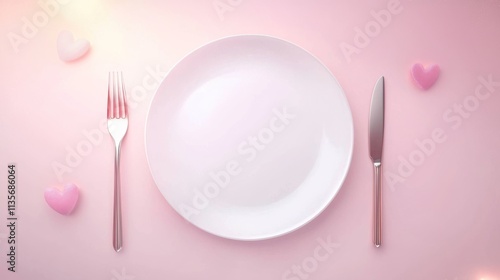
[{"x1": 369, "y1": 76, "x2": 384, "y2": 248}]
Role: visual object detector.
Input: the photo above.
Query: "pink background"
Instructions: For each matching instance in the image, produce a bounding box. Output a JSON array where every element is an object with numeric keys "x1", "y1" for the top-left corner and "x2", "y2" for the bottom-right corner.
[{"x1": 1, "y1": 0, "x2": 500, "y2": 279}]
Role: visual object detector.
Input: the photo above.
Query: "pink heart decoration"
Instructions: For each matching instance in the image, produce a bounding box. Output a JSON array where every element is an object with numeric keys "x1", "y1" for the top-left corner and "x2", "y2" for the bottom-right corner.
[
  {"x1": 410, "y1": 63, "x2": 440, "y2": 90},
  {"x1": 44, "y1": 184, "x2": 79, "y2": 215},
  {"x1": 57, "y1": 30, "x2": 90, "y2": 62}
]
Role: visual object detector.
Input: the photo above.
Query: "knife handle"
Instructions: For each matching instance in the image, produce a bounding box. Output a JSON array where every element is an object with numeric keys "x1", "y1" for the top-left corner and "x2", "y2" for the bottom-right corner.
[{"x1": 373, "y1": 161, "x2": 382, "y2": 247}]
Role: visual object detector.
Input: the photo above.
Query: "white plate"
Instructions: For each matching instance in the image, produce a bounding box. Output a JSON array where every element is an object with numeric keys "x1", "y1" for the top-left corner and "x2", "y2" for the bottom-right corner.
[{"x1": 146, "y1": 35, "x2": 353, "y2": 240}]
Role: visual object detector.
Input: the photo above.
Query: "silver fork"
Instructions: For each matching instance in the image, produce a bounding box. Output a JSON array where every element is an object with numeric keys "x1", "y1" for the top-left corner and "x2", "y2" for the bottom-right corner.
[{"x1": 107, "y1": 72, "x2": 128, "y2": 252}]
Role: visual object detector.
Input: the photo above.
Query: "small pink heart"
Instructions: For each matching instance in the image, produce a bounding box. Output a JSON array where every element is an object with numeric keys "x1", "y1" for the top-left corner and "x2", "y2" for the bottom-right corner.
[
  {"x1": 44, "y1": 184, "x2": 79, "y2": 215},
  {"x1": 410, "y1": 63, "x2": 440, "y2": 90},
  {"x1": 57, "y1": 30, "x2": 90, "y2": 62}
]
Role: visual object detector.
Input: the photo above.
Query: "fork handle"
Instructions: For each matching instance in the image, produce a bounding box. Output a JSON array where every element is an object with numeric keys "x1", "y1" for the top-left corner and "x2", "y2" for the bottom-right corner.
[
  {"x1": 113, "y1": 142, "x2": 123, "y2": 252},
  {"x1": 373, "y1": 161, "x2": 382, "y2": 248}
]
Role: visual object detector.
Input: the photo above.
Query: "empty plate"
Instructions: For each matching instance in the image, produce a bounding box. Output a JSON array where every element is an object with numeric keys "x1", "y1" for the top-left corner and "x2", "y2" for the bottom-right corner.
[{"x1": 146, "y1": 35, "x2": 353, "y2": 240}]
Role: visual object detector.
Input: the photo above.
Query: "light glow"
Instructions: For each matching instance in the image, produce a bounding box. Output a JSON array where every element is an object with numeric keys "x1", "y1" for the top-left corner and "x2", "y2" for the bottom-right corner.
[{"x1": 60, "y1": 0, "x2": 106, "y2": 25}]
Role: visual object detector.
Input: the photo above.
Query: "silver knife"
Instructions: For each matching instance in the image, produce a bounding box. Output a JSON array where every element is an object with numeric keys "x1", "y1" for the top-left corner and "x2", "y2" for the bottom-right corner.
[{"x1": 369, "y1": 76, "x2": 385, "y2": 248}]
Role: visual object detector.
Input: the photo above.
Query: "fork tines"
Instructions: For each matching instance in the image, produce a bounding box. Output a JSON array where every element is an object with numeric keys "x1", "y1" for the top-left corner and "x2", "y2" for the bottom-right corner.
[{"x1": 107, "y1": 72, "x2": 128, "y2": 119}]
